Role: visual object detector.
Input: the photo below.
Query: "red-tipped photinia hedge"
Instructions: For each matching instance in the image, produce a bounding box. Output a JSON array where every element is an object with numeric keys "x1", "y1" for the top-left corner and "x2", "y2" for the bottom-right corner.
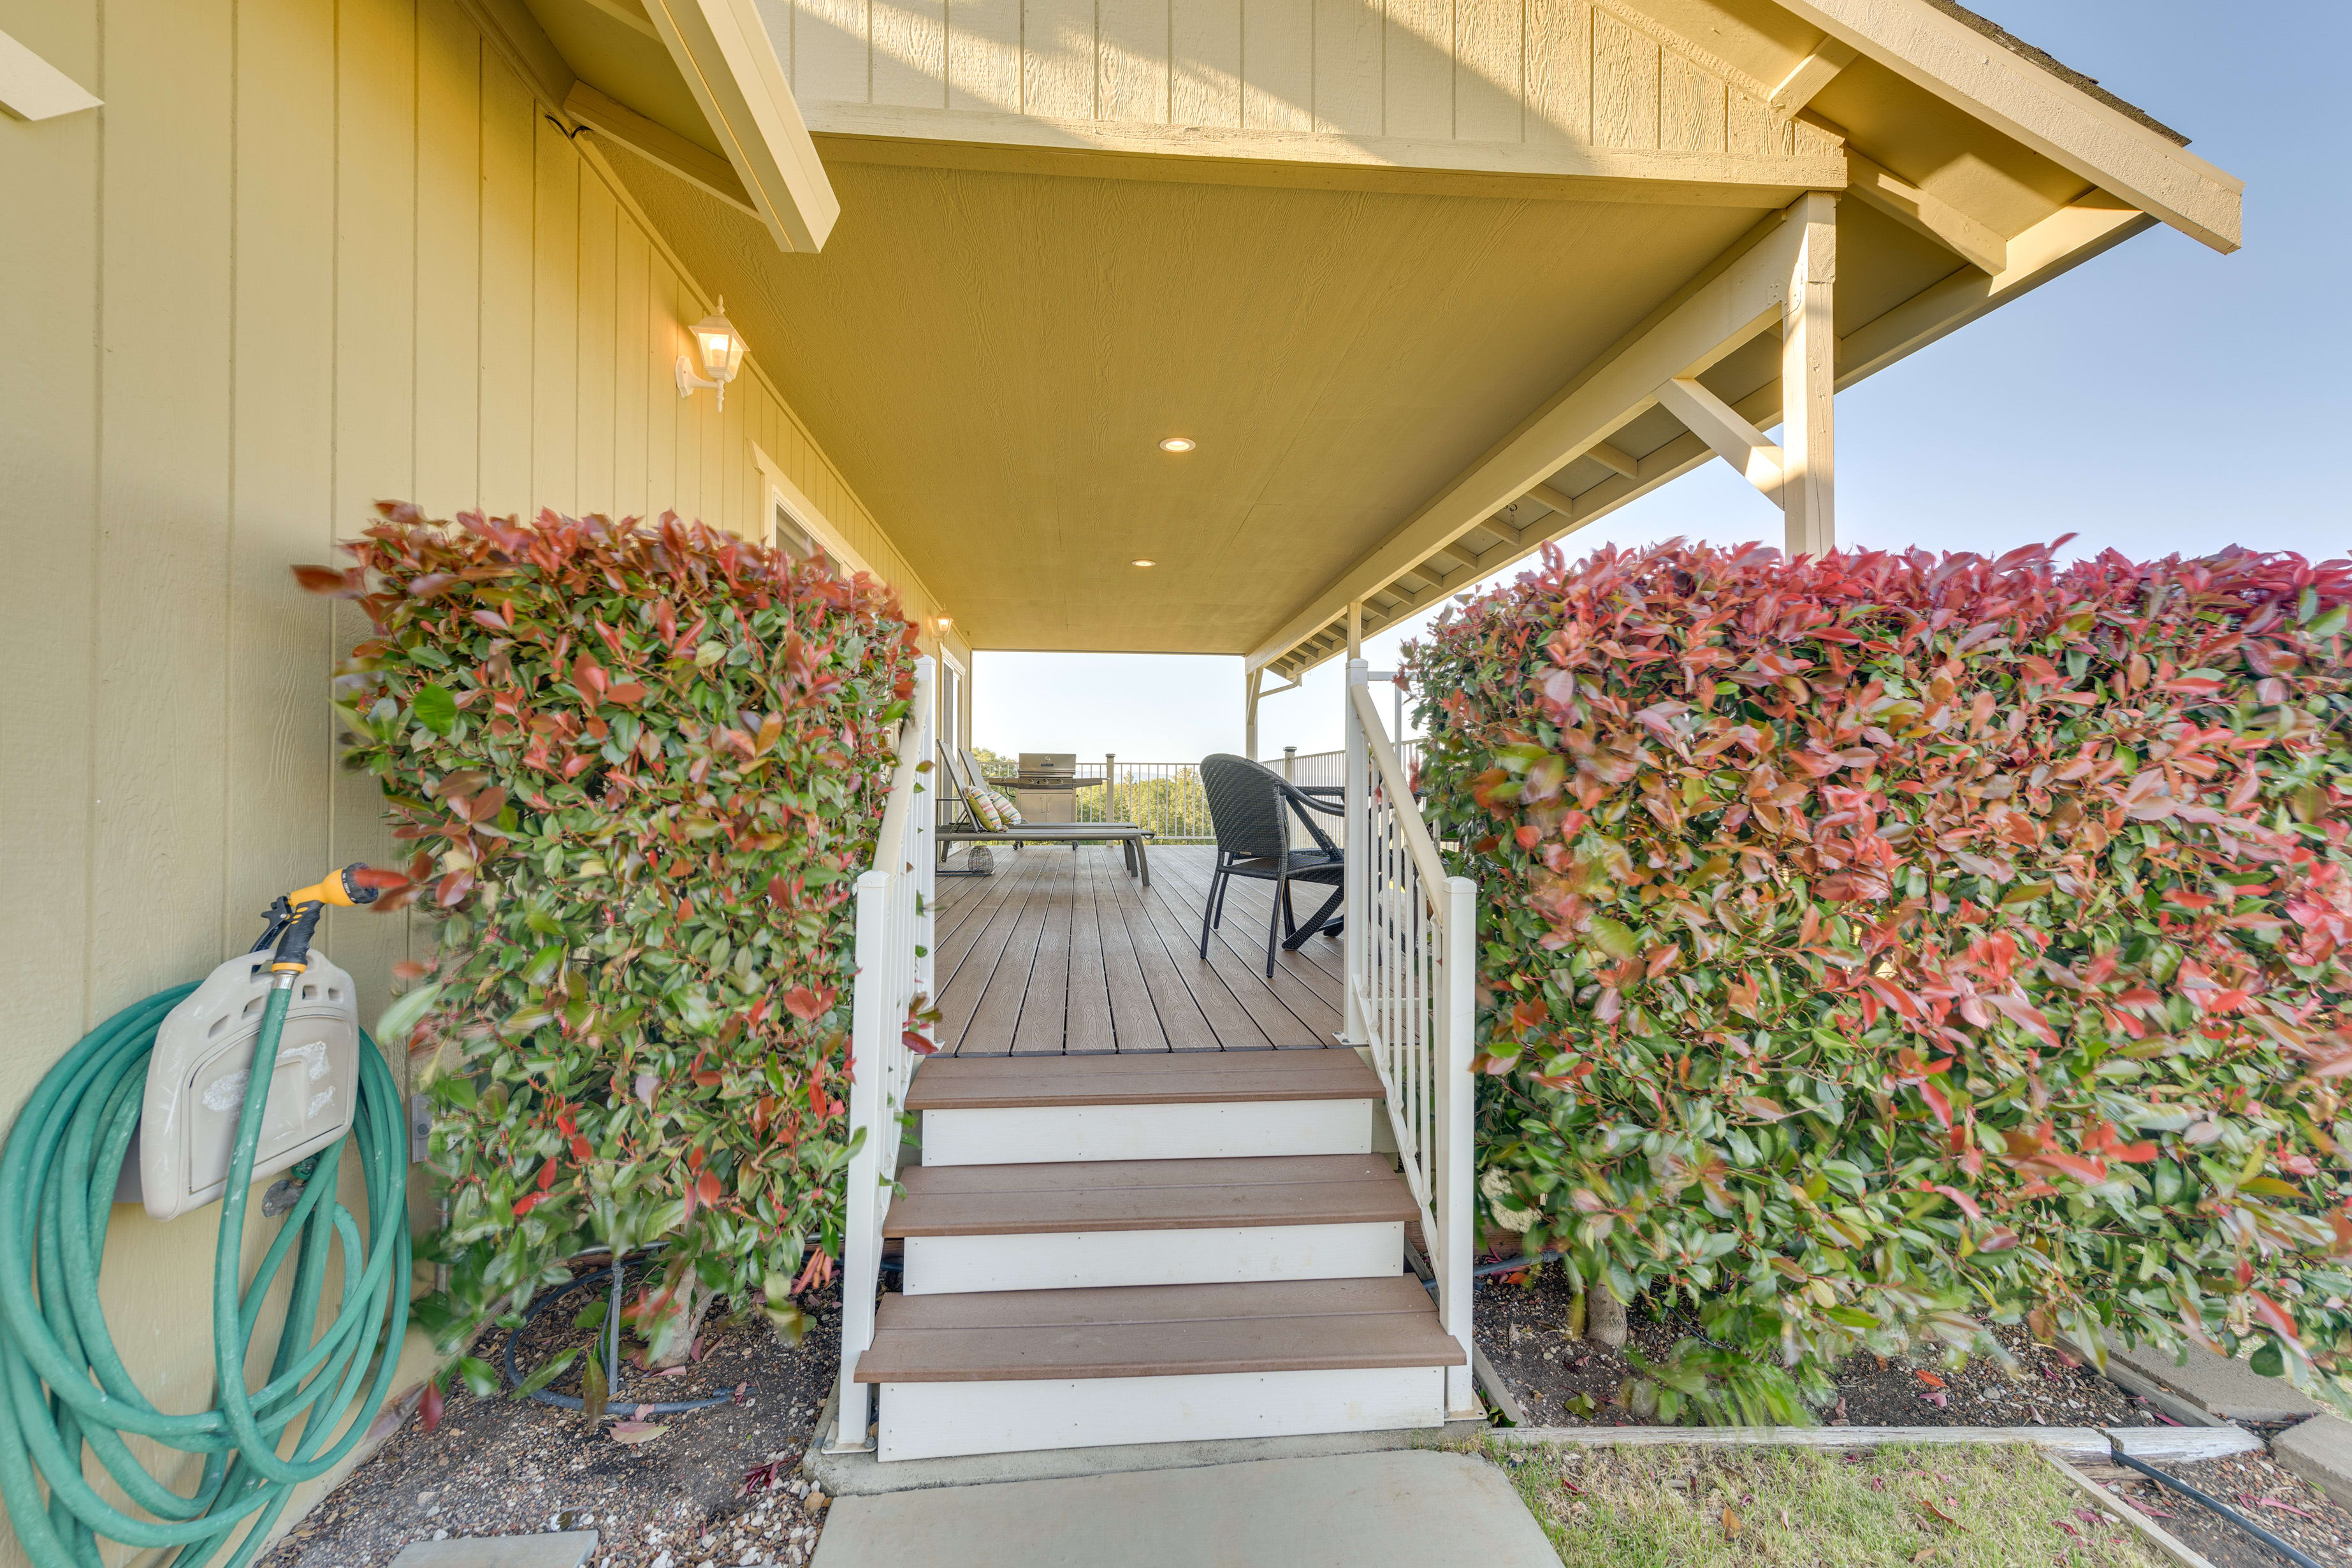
[
  {"x1": 300, "y1": 505, "x2": 918, "y2": 1353},
  {"x1": 1402, "y1": 538, "x2": 2352, "y2": 1409}
]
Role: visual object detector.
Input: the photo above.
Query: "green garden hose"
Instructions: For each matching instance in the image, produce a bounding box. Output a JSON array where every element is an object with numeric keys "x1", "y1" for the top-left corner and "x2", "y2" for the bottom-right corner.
[{"x1": 0, "y1": 893, "x2": 411, "y2": 1568}]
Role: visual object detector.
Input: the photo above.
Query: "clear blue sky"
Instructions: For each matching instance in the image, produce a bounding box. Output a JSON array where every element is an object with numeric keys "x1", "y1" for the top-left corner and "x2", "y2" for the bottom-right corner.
[{"x1": 978, "y1": 0, "x2": 2350, "y2": 764}]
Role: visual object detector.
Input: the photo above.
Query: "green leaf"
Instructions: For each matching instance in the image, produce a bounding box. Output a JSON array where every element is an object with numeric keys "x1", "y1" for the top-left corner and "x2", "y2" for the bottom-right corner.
[
  {"x1": 512, "y1": 1347, "x2": 579, "y2": 1400},
  {"x1": 376, "y1": 982, "x2": 444, "y2": 1053},
  {"x1": 448, "y1": 1354, "x2": 502, "y2": 1397},
  {"x1": 413, "y1": 683, "x2": 457, "y2": 736},
  {"x1": 1586, "y1": 917, "x2": 1639, "y2": 962},
  {"x1": 579, "y1": 1351, "x2": 609, "y2": 1428}
]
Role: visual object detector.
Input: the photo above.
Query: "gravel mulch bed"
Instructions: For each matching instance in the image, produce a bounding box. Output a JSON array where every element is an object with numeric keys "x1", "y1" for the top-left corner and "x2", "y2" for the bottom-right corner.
[
  {"x1": 2089, "y1": 1449, "x2": 2352, "y2": 1567},
  {"x1": 1474, "y1": 1265, "x2": 2158, "y2": 1430},
  {"x1": 263, "y1": 1268, "x2": 843, "y2": 1568}
]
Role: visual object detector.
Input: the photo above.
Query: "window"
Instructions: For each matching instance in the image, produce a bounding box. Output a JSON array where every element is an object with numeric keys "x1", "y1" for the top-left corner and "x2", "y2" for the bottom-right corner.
[{"x1": 750, "y1": 442, "x2": 873, "y2": 577}]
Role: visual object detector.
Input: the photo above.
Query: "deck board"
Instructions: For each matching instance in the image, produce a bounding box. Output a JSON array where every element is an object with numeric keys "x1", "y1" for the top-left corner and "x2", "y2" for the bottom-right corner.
[{"x1": 932, "y1": 845, "x2": 1346, "y2": 1054}]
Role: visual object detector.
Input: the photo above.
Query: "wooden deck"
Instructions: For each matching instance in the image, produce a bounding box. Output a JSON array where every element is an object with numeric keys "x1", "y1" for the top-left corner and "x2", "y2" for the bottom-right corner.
[{"x1": 932, "y1": 843, "x2": 1344, "y2": 1054}]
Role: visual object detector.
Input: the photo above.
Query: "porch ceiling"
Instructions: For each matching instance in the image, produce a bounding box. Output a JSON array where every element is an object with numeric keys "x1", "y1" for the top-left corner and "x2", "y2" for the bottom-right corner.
[{"x1": 606, "y1": 149, "x2": 1822, "y2": 654}]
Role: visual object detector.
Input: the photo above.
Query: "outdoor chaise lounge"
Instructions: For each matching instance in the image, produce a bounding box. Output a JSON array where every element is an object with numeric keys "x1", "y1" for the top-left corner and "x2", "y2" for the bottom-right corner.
[{"x1": 936, "y1": 746, "x2": 1154, "y2": 886}]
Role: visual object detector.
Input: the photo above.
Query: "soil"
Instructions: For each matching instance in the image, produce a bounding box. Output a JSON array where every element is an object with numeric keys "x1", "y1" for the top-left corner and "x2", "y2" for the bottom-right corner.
[
  {"x1": 263, "y1": 1265, "x2": 843, "y2": 1568},
  {"x1": 1472, "y1": 1265, "x2": 2158, "y2": 1430},
  {"x1": 2091, "y1": 1449, "x2": 2352, "y2": 1567}
]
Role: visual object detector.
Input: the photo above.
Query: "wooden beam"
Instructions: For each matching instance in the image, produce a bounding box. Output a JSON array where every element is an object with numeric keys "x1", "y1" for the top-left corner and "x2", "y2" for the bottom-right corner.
[
  {"x1": 1840, "y1": 146, "x2": 2005, "y2": 274},
  {"x1": 1767, "y1": 38, "x2": 1856, "y2": 119},
  {"x1": 809, "y1": 105, "x2": 1849, "y2": 208},
  {"x1": 1245, "y1": 208, "x2": 1802, "y2": 673},
  {"x1": 451, "y1": 0, "x2": 576, "y2": 115},
  {"x1": 579, "y1": 0, "x2": 662, "y2": 38},
  {"x1": 565, "y1": 82, "x2": 757, "y2": 215},
  {"x1": 0, "y1": 29, "x2": 101, "y2": 120},
  {"x1": 1780, "y1": 191, "x2": 1837, "y2": 555},
  {"x1": 1424, "y1": 541, "x2": 1476, "y2": 575},
  {"x1": 1772, "y1": 0, "x2": 2239, "y2": 251},
  {"x1": 1584, "y1": 441, "x2": 1639, "y2": 480},
  {"x1": 642, "y1": 0, "x2": 840, "y2": 251},
  {"x1": 1654, "y1": 379, "x2": 1785, "y2": 500},
  {"x1": 1528, "y1": 481, "x2": 1581, "y2": 516}
]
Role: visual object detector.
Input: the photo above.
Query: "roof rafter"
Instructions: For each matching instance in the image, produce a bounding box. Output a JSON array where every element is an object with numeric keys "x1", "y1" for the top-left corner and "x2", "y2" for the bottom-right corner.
[{"x1": 1773, "y1": 0, "x2": 2240, "y2": 250}]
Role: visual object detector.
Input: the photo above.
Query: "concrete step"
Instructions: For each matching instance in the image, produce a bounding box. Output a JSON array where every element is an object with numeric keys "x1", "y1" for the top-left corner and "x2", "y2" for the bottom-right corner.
[
  {"x1": 857, "y1": 1277, "x2": 1463, "y2": 1462},
  {"x1": 888, "y1": 1154, "x2": 1414, "y2": 1293},
  {"x1": 907, "y1": 1051, "x2": 1384, "y2": 1166}
]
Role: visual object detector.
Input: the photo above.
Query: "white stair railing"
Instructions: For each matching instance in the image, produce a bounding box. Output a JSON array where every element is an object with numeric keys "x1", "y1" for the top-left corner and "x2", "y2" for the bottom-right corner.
[
  {"x1": 1342, "y1": 658, "x2": 1480, "y2": 1421},
  {"x1": 829, "y1": 655, "x2": 935, "y2": 1453}
]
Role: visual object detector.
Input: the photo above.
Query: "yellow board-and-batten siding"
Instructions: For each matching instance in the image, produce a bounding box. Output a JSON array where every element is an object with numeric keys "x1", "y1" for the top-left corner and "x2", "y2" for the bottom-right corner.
[
  {"x1": 781, "y1": 0, "x2": 1845, "y2": 164},
  {"x1": 0, "y1": 1, "x2": 948, "y2": 1564}
]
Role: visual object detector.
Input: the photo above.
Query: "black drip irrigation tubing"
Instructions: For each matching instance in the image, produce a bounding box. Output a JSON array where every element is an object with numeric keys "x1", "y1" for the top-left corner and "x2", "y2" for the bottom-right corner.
[
  {"x1": 2110, "y1": 1449, "x2": 2327, "y2": 1568},
  {"x1": 504, "y1": 1253, "x2": 736, "y2": 1416}
]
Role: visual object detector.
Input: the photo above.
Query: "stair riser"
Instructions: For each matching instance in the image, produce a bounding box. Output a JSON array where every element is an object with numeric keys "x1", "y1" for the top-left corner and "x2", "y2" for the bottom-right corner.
[
  {"x1": 875, "y1": 1365, "x2": 1446, "y2": 1462},
  {"x1": 902, "y1": 1220, "x2": 1403, "y2": 1294},
  {"x1": 920, "y1": 1100, "x2": 1375, "y2": 1167}
]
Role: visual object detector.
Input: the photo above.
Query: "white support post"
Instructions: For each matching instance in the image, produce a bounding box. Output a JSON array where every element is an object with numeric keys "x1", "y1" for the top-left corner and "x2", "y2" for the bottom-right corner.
[
  {"x1": 1438, "y1": 873, "x2": 1479, "y2": 1420},
  {"x1": 830, "y1": 867, "x2": 891, "y2": 1453},
  {"x1": 1781, "y1": 191, "x2": 1838, "y2": 557},
  {"x1": 1346, "y1": 602, "x2": 1364, "y2": 660},
  {"x1": 1341, "y1": 660, "x2": 1370, "y2": 1047},
  {"x1": 1244, "y1": 668, "x2": 1262, "y2": 761}
]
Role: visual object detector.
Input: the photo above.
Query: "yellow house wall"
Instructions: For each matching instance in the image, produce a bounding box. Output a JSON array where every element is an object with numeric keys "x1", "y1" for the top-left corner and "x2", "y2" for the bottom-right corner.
[{"x1": 0, "y1": 1, "x2": 948, "y2": 1562}]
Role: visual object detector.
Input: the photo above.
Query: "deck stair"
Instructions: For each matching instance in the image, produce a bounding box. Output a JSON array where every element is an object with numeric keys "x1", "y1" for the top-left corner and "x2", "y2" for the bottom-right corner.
[{"x1": 853, "y1": 1050, "x2": 1466, "y2": 1462}]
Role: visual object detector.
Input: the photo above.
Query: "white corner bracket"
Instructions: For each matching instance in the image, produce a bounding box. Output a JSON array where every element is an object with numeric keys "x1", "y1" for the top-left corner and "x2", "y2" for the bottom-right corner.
[
  {"x1": 0, "y1": 29, "x2": 102, "y2": 121},
  {"x1": 1650, "y1": 191, "x2": 1838, "y2": 558}
]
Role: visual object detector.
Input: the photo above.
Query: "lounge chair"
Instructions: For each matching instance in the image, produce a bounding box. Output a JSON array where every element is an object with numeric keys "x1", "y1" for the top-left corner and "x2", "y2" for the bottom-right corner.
[{"x1": 936, "y1": 747, "x2": 1154, "y2": 886}]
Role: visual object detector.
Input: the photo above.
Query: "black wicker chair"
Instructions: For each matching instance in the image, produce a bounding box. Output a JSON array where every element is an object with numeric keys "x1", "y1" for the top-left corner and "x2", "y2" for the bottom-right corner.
[{"x1": 1198, "y1": 753, "x2": 1346, "y2": 978}]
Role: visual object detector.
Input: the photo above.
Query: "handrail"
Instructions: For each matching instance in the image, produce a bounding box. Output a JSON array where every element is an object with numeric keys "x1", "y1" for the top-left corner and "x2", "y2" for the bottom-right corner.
[
  {"x1": 1348, "y1": 685, "x2": 1446, "y2": 886},
  {"x1": 1342, "y1": 658, "x2": 1479, "y2": 1424},
  {"x1": 829, "y1": 655, "x2": 935, "y2": 1453}
]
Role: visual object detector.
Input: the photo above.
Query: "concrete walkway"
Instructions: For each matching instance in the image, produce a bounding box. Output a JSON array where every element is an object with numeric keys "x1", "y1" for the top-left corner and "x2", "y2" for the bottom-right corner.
[{"x1": 809, "y1": 1449, "x2": 1558, "y2": 1568}]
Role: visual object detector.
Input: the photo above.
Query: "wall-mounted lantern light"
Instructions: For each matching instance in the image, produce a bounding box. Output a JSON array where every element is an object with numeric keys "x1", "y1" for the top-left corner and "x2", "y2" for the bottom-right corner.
[{"x1": 676, "y1": 298, "x2": 748, "y2": 409}]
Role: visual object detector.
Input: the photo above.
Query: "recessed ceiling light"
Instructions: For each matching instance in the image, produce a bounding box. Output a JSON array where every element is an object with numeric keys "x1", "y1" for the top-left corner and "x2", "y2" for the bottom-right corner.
[
  {"x1": 1131, "y1": 559, "x2": 1156, "y2": 568},
  {"x1": 1158, "y1": 437, "x2": 1196, "y2": 453}
]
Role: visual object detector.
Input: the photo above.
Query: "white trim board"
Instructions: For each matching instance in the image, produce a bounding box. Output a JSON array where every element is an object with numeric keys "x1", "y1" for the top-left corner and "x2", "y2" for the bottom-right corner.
[
  {"x1": 902, "y1": 1221, "x2": 1402, "y2": 1294},
  {"x1": 875, "y1": 1365, "x2": 1447, "y2": 1462},
  {"x1": 0, "y1": 29, "x2": 101, "y2": 120},
  {"x1": 918, "y1": 1100, "x2": 1376, "y2": 1166},
  {"x1": 751, "y1": 441, "x2": 872, "y2": 576}
]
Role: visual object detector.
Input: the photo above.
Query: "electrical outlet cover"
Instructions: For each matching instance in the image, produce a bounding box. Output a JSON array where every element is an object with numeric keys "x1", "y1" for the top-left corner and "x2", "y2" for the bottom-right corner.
[{"x1": 120, "y1": 948, "x2": 361, "y2": 1221}]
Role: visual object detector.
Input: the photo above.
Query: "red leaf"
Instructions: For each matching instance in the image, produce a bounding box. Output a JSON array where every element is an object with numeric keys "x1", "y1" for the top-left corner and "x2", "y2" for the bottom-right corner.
[
  {"x1": 781, "y1": 984, "x2": 834, "y2": 1022},
  {"x1": 1927, "y1": 1182, "x2": 1982, "y2": 1220},
  {"x1": 419, "y1": 1382, "x2": 444, "y2": 1434},
  {"x1": 293, "y1": 563, "x2": 364, "y2": 596},
  {"x1": 512, "y1": 1192, "x2": 545, "y2": 1217}
]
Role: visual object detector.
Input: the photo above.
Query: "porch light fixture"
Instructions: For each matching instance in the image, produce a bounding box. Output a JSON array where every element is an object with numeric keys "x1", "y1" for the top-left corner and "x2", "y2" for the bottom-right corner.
[
  {"x1": 935, "y1": 616, "x2": 954, "y2": 630},
  {"x1": 676, "y1": 298, "x2": 748, "y2": 409},
  {"x1": 1158, "y1": 437, "x2": 1195, "y2": 453},
  {"x1": 1131, "y1": 558, "x2": 1156, "y2": 568}
]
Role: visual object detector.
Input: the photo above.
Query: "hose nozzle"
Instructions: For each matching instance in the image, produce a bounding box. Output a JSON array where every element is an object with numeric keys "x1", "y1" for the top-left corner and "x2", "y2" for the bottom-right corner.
[{"x1": 284, "y1": 865, "x2": 383, "y2": 910}]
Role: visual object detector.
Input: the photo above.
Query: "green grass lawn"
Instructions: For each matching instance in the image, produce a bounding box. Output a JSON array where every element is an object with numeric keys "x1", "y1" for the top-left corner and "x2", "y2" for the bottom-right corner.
[{"x1": 1480, "y1": 1440, "x2": 2159, "y2": 1567}]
